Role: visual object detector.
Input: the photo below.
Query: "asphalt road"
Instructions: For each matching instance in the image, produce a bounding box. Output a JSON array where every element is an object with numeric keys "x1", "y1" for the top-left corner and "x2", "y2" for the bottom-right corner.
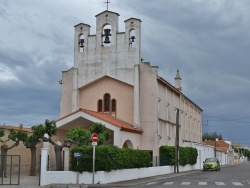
[
  {"x1": 111, "y1": 162, "x2": 250, "y2": 188},
  {"x1": 1, "y1": 162, "x2": 249, "y2": 188}
]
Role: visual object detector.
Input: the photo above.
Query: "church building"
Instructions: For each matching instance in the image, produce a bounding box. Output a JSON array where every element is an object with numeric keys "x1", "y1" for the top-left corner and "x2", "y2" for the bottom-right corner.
[{"x1": 55, "y1": 8, "x2": 203, "y2": 166}]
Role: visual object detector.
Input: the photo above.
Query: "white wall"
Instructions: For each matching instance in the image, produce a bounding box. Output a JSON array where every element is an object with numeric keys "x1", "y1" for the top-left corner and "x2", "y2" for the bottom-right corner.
[
  {"x1": 183, "y1": 141, "x2": 231, "y2": 166},
  {"x1": 40, "y1": 144, "x2": 234, "y2": 186},
  {"x1": 40, "y1": 148, "x2": 199, "y2": 186},
  {"x1": 216, "y1": 151, "x2": 227, "y2": 165},
  {"x1": 183, "y1": 141, "x2": 215, "y2": 169}
]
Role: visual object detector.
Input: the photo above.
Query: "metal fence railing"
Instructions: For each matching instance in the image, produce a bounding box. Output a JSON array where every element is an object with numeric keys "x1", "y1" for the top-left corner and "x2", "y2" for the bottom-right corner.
[{"x1": 0, "y1": 155, "x2": 20, "y2": 185}]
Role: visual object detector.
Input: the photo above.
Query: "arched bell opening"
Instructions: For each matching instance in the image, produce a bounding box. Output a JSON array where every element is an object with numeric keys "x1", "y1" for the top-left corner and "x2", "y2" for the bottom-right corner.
[
  {"x1": 102, "y1": 24, "x2": 112, "y2": 47},
  {"x1": 79, "y1": 33, "x2": 85, "y2": 52},
  {"x1": 122, "y1": 140, "x2": 134, "y2": 149},
  {"x1": 129, "y1": 29, "x2": 136, "y2": 48}
]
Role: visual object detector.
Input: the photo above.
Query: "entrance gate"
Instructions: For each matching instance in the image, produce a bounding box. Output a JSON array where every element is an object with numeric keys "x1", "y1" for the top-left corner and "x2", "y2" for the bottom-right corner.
[{"x1": 0, "y1": 155, "x2": 21, "y2": 185}]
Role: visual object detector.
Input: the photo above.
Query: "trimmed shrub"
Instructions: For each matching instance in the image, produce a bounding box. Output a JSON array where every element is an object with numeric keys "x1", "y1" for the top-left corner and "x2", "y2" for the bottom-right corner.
[
  {"x1": 70, "y1": 145, "x2": 151, "y2": 172},
  {"x1": 159, "y1": 146, "x2": 175, "y2": 165},
  {"x1": 160, "y1": 146, "x2": 198, "y2": 166}
]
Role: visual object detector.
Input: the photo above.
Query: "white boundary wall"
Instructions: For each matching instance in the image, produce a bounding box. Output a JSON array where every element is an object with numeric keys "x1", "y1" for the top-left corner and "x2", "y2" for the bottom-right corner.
[
  {"x1": 40, "y1": 148, "x2": 198, "y2": 186},
  {"x1": 40, "y1": 143, "x2": 225, "y2": 186},
  {"x1": 182, "y1": 141, "x2": 230, "y2": 166}
]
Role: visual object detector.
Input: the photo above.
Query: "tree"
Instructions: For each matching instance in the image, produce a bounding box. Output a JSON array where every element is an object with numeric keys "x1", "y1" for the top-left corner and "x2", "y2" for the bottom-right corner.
[
  {"x1": 234, "y1": 147, "x2": 250, "y2": 157},
  {"x1": 89, "y1": 122, "x2": 111, "y2": 145},
  {"x1": 202, "y1": 132, "x2": 223, "y2": 141},
  {"x1": 0, "y1": 129, "x2": 26, "y2": 177},
  {"x1": 66, "y1": 126, "x2": 91, "y2": 146},
  {"x1": 66, "y1": 122, "x2": 111, "y2": 146},
  {"x1": 42, "y1": 119, "x2": 73, "y2": 171},
  {"x1": 20, "y1": 124, "x2": 45, "y2": 176}
]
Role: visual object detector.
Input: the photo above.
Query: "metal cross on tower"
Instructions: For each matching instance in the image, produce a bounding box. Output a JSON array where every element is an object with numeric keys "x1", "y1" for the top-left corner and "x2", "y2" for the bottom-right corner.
[{"x1": 105, "y1": 0, "x2": 110, "y2": 10}]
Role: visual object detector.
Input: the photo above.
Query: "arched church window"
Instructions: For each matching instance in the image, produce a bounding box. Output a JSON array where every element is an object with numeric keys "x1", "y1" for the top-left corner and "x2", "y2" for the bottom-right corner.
[
  {"x1": 102, "y1": 25, "x2": 112, "y2": 47},
  {"x1": 97, "y1": 100, "x2": 102, "y2": 112},
  {"x1": 79, "y1": 33, "x2": 85, "y2": 52},
  {"x1": 111, "y1": 99, "x2": 116, "y2": 112},
  {"x1": 129, "y1": 29, "x2": 136, "y2": 48},
  {"x1": 104, "y1": 93, "x2": 111, "y2": 112}
]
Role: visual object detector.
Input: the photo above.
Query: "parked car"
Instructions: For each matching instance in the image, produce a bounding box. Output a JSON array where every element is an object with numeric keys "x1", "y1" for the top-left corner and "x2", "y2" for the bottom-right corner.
[{"x1": 203, "y1": 157, "x2": 220, "y2": 171}]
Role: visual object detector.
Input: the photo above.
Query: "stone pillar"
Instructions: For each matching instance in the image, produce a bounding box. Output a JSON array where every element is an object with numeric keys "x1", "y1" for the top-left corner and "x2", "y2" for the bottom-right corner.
[
  {"x1": 40, "y1": 148, "x2": 48, "y2": 186},
  {"x1": 63, "y1": 147, "x2": 70, "y2": 171}
]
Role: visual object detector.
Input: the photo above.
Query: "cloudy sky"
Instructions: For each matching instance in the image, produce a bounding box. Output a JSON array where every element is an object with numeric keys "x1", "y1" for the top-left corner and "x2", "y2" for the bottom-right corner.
[{"x1": 1, "y1": 0, "x2": 250, "y2": 147}]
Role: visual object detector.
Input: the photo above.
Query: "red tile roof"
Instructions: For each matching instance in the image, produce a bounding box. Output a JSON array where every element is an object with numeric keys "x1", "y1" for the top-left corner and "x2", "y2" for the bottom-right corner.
[
  {"x1": 0, "y1": 125, "x2": 32, "y2": 133},
  {"x1": 202, "y1": 140, "x2": 229, "y2": 153},
  {"x1": 57, "y1": 108, "x2": 143, "y2": 134}
]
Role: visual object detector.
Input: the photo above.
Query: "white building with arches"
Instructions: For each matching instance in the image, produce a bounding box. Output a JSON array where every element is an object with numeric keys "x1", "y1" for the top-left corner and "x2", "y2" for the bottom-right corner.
[{"x1": 51, "y1": 9, "x2": 203, "y2": 168}]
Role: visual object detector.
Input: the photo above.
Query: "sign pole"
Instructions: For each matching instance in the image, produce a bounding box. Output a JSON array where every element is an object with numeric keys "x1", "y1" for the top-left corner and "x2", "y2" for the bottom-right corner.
[
  {"x1": 91, "y1": 133, "x2": 98, "y2": 184},
  {"x1": 92, "y1": 144, "x2": 96, "y2": 184},
  {"x1": 74, "y1": 152, "x2": 82, "y2": 184},
  {"x1": 77, "y1": 159, "x2": 79, "y2": 184}
]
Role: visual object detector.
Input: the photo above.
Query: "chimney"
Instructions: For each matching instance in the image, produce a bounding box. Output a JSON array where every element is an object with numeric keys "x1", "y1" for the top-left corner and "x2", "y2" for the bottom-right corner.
[{"x1": 174, "y1": 69, "x2": 182, "y2": 91}]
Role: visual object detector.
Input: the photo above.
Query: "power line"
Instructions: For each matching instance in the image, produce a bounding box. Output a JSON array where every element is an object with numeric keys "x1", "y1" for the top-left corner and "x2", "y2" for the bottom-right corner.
[{"x1": 202, "y1": 114, "x2": 250, "y2": 124}]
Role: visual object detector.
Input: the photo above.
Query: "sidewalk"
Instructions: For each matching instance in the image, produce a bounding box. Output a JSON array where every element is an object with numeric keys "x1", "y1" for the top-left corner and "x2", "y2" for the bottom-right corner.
[
  {"x1": 0, "y1": 171, "x2": 199, "y2": 188},
  {"x1": 0, "y1": 175, "x2": 41, "y2": 188},
  {"x1": 47, "y1": 170, "x2": 201, "y2": 188}
]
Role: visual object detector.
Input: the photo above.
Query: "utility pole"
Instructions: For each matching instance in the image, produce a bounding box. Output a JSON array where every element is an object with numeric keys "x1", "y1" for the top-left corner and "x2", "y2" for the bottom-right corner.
[
  {"x1": 214, "y1": 138, "x2": 218, "y2": 158},
  {"x1": 174, "y1": 109, "x2": 179, "y2": 173},
  {"x1": 238, "y1": 146, "x2": 240, "y2": 163}
]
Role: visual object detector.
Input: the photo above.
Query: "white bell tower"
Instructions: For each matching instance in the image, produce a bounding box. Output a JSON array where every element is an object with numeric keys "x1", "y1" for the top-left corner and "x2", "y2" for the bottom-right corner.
[{"x1": 61, "y1": 9, "x2": 142, "y2": 128}]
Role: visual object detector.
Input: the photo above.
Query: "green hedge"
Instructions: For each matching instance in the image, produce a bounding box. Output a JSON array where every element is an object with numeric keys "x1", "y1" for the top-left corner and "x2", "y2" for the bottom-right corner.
[
  {"x1": 160, "y1": 146, "x2": 197, "y2": 166},
  {"x1": 159, "y1": 146, "x2": 175, "y2": 165},
  {"x1": 70, "y1": 145, "x2": 151, "y2": 172}
]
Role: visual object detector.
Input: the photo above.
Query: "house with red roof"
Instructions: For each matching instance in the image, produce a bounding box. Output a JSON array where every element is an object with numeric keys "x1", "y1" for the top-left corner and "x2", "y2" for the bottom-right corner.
[
  {"x1": 202, "y1": 140, "x2": 234, "y2": 165},
  {"x1": 0, "y1": 125, "x2": 42, "y2": 174}
]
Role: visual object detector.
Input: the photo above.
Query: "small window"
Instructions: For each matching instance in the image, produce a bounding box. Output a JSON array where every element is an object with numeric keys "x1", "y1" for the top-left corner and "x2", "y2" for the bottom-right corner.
[{"x1": 98, "y1": 100, "x2": 102, "y2": 112}]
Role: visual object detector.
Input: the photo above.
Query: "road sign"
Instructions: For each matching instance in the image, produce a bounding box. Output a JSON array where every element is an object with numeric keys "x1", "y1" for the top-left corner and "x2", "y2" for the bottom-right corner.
[
  {"x1": 74, "y1": 152, "x2": 82, "y2": 157},
  {"x1": 92, "y1": 133, "x2": 98, "y2": 142},
  {"x1": 92, "y1": 142, "x2": 97, "y2": 146}
]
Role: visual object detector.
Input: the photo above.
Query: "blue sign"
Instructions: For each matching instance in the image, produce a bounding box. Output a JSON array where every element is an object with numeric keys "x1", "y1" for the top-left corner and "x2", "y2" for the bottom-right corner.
[{"x1": 74, "y1": 152, "x2": 82, "y2": 157}]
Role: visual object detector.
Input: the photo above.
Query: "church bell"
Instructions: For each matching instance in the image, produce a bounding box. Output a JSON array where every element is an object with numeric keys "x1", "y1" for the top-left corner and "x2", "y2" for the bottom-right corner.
[
  {"x1": 103, "y1": 28, "x2": 111, "y2": 44},
  {"x1": 79, "y1": 39, "x2": 84, "y2": 48},
  {"x1": 104, "y1": 36, "x2": 110, "y2": 44},
  {"x1": 130, "y1": 36, "x2": 135, "y2": 42}
]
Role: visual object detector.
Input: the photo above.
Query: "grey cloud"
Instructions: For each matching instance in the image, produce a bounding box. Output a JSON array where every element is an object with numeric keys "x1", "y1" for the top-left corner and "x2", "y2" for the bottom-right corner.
[{"x1": 1, "y1": 0, "x2": 250, "y2": 146}]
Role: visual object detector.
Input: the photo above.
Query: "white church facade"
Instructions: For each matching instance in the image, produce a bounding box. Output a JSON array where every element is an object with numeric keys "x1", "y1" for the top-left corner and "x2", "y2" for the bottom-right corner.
[{"x1": 55, "y1": 9, "x2": 203, "y2": 165}]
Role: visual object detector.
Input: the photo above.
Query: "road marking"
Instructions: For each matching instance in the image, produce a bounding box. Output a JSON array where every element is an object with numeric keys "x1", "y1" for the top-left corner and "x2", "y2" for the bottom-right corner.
[
  {"x1": 198, "y1": 182, "x2": 207, "y2": 185},
  {"x1": 181, "y1": 182, "x2": 190, "y2": 185},
  {"x1": 232, "y1": 182, "x2": 243, "y2": 186},
  {"x1": 163, "y1": 182, "x2": 174, "y2": 185},
  {"x1": 146, "y1": 182, "x2": 158, "y2": 185},
  {"x1": 215, "y1": 182, "x2": 226, "y2": 185},
  {"x1": 147, "y1": 181, "x2": 247, "y2": 186}
]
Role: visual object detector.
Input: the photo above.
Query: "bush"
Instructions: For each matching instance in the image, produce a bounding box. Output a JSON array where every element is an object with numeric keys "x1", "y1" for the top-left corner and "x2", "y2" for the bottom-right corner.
[
  {"x1": 160, "y1": 146, "x2": 197, "y2": 166},
  {"x1": 70, "y1": 145, "x2": 151, "y2": 172},
  {"x1": 159, "y1": 146, "x2": 175, "y2": 165}
]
